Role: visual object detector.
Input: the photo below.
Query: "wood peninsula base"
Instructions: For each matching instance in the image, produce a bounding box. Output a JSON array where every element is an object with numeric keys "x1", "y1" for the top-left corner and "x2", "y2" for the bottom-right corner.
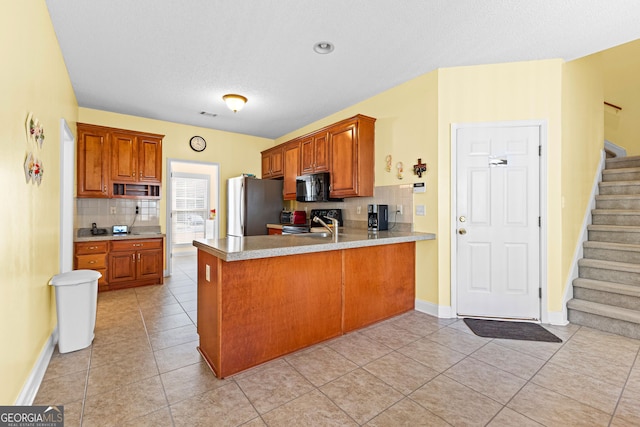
[{"x1": 196, "y1": 242, "x2": 415, "y2": 378}]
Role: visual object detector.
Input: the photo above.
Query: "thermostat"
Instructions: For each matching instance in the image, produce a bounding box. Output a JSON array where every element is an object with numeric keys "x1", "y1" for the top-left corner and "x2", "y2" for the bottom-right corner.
[{"x1": 413, "y1": 182, "x2": 426, "y2": 193}]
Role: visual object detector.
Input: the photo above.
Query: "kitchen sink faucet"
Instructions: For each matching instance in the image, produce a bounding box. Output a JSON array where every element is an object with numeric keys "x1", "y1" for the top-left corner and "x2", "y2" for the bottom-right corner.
[{"x1": 313, "y1": 216, "x2": 339, "y2": 241}]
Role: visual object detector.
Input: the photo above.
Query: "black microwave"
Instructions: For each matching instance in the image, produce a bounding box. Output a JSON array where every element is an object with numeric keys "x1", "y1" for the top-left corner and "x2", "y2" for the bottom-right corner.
[{"x1": 296, "y1": 172, "x2": 341, "y2": 202}]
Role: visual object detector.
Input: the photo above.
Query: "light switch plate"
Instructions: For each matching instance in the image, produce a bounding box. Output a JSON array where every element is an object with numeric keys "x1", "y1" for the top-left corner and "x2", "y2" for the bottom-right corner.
[{"x1": 416, "y1": 205, "x2": 425, "y2": 216}]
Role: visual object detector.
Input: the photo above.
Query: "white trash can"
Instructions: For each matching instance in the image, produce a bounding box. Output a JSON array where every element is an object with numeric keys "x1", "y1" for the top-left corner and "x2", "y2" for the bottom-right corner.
[{"x1": 49, "y1": 270, "x2": 101, "y2": 353}]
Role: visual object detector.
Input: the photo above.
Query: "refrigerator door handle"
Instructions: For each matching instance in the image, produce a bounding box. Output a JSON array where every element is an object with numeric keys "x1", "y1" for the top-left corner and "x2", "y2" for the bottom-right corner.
[{"x1": 240, "y1": 179, "x2": 245, "y2": 235}]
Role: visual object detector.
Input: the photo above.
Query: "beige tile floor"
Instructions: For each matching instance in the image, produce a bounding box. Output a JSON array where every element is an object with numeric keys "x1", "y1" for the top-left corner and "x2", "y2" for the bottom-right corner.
[{"x1": 35, "y1": 254, "x2": 640, "y2": 426}]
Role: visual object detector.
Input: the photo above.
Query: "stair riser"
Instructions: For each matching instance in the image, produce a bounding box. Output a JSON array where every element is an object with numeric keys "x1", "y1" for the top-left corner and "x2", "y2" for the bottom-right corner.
[
  {"x1": 605, "y1": 160, "x2": 640, "y2": 170},
  {"x1": 596, "y1": 199, "x2": 640, "y2": 209},
  {"x1": 568, "y1": 310, "x2": 640, "y2": 340},
  {"x1": 573, "y1": 287, "x2": 640, "y2": 310},
  {"x1": 579, "y1": 266, "x2": 640, "y2": 287},
  {"x1": 598, "y1": 185, "x2": 640, "y2": 195},
  {"x1": 588, "y1": 230, "x2": 640, "y2": 245},
  {"x1": 592, "y1": 214, "x2": 640, "y2": 226},
  {"x1": 602, "y1": 172, "x2": 640, "y2": 182},
  {"x1": 583, "y1": 247, "x2": 640, "y2": 264}
]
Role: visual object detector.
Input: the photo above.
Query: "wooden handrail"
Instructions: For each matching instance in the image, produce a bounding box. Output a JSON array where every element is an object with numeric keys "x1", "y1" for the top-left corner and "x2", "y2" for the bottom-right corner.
[{"x1": 604, "y1": 101, "x2": 622, "y2": 111}]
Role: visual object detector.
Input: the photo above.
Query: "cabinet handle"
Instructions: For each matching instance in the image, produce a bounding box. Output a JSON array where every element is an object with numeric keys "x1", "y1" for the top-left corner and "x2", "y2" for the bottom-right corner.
[
  {"x1": 132, "y1": 253, "x2": 135, "y2": 262},
  {"x1": 140, "y1": 171, "x2": 143, "y2": 177},
  {"x1": 132, "y1": 172, "x2": 135, "y2": 177},
  {"x1": 89, "y1": 260, "x2": 96, "y2": 264},
  {"x1": 89, "y1": 246, "x2": 97, "y2": 250},
  {"x1": 104, "y1": 185, "x2": 107, "y2": 192},
  {"x1": 138, "y1": 253, "x2": 141, "y2": 261}
]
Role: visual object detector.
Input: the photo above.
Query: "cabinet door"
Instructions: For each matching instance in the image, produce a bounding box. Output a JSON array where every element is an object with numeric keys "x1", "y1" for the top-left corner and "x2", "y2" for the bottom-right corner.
[
  {"x1": 300, "y1": 136, "x2": 315, "y2": 174},
  {"x1": 111, "y1": 132, "x2": 137, "y2": 183},
  {"x1": 283, "y1": 142, "x2": 301, "y2": 200},
  {"x1": 137, "y1": 249, "x2": 163, "y2": 281},
  {"x1": 109, "y1": 251, "x2": 137, "y2": 283},
  {"x1": 138, "y1": 136, "x2": 162, "y2": 183},
  {"x1": 329, "y1": 122, "x2": 359, "y2": 197},
  {"x1": 261, "y1": 147, "x2": 284, "y2": 178},
  {"x1": 77, "y1": 125, "x2": 110, "y2": 198},
  {"x1": 313, "y1": 133, "x2": 330, "y2": 172}
]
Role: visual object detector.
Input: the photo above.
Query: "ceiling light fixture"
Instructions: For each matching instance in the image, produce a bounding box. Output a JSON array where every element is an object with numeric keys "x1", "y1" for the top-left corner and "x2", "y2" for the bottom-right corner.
[
  {"x1": 222, "y1": 94, "x2": 248, "y2": 113},
  {"x1": 313, "y1": 41, "x2": 334, "y2": 54}
]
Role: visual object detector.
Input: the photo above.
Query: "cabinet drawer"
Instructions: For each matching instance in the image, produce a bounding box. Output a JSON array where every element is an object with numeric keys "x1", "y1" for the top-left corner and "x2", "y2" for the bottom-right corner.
[
  {"x1": 111, "y1": 238, "x2": 162, "y2": 252},
  {"x1": 76, "y1": 253, "x2": 107, "y2": 269},
  {"x1": 75, "y1": 241, "x2": 108, "y2": 255}
]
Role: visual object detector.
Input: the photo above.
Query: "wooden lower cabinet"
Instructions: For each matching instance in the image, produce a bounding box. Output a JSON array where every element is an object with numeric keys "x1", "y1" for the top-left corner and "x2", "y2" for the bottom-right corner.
[
  {"x1": 109, "y1": 239, "x2": 163, "y2": 290},
  {"x1": 196, "y1": 243, "x2": 414, "y2": 378},
  {"x1": 74, "y1": 238, "x2": 163, "y2": 292}
]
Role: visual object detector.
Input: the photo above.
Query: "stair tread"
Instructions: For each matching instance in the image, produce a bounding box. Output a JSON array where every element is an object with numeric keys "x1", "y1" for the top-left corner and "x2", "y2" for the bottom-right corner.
[
  {"x1": 588, "y1": 224, "x2": 640, "y2": 232},
  {"x1": 596, "y1": 194, "x2": 640, "y2": 200},
  {"x1": 579, "y1": 257, "x2": 640, "y2": 273},
  {"x1": 584, "y1": 241, "x2": 640, "y2": 252},
  {"x1": 600, "y1": 180, "x2": 640, "y2": 186},
  {"x1": 567, "y1": 299, "x2": 640, "y2": 324},
  {"x1": 603, "y1": 166, "x2": 640, "y2": 174},
  {"x1": 592, "y1": 209, "x2": 640, "y2": 215},
  {"x1": 606, "y1": 155, "x2": 640, "y2": 164},
  {"x1": 573, "y1": 278, "x2": 640, "y2": 297}
]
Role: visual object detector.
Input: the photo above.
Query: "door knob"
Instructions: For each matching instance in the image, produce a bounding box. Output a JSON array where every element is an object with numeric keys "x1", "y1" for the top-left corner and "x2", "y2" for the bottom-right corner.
[{"x1": 458, "y1": 228, "x2": 467, "y2": 235}]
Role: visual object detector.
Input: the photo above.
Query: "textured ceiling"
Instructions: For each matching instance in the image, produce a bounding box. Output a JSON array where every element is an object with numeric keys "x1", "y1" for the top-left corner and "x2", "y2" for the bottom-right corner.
[{"x1": 45, "y1": 0, "x2": 640, "y2": 139}]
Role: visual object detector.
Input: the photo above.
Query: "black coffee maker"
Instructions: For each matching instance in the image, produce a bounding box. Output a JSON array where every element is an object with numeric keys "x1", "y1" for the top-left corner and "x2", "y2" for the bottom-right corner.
[{"x1": 367, "y1": 204, "x2": 388, "y2": 232}]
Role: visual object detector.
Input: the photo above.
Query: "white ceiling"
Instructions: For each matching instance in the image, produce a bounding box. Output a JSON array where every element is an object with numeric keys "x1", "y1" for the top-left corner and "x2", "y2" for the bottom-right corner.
[{"x1": 45, "y1": 0, "x2": 640, "y2": 139}]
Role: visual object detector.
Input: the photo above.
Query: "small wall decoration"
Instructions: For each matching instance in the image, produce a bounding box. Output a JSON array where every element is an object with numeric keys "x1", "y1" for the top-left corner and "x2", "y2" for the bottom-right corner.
[
  {"x1": 26, "y1": 112, "x2": 45, "y2": 147},
  {"x1": 385, "y1": 155, "x2": 392, "y2": 172},
  {"x1": 396, "y1": 162, "x2": 404, "y2": 180},
  {"x1": 24, "y1": 152, "x2": 44, "y2": 185},
  {"x1": 413, "y1": 158, "x2": 427, "y2": 178}
]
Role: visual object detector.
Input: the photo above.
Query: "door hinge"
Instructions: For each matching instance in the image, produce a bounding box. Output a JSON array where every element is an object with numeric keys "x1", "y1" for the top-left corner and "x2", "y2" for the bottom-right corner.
[
  {"x1": 539, "y1": 145, "x2": 542, "y2": 156},
  {"x1": 538, "y1": 217, "x2": 541, "y2": 227},
  {"x1": 539, "y1": 288, "x2": 542, "y2": 299}
]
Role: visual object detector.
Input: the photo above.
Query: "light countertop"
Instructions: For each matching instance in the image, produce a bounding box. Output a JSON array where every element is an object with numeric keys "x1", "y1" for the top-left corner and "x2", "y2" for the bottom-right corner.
[
  {"x1": 74, "y1": 226, "x2": 165, "y2": 242},
  {"x1": 193, "y1": 229, "x2": 436, "y2": 262}
]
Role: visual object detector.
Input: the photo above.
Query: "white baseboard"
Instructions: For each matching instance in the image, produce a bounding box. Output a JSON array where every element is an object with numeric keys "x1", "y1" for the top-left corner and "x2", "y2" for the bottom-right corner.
[
  {"x1": 415, "y1": 299, "x2": 455, "y2": 319},
  {"x1": 15, "y1": 327, "x2": 57, "y2": 405},
  {"x1": 547, "y1": 311, "x2": 569, "y2": 326}
]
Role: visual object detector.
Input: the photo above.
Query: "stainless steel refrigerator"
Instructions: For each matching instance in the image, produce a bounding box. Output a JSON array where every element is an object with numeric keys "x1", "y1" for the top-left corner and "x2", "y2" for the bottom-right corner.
[{"x1": 227, "y1": 175, "x2": 283, "y2": 236}]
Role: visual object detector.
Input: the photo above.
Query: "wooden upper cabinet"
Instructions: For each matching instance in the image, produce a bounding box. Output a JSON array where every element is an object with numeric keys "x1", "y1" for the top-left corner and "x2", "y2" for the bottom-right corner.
[
  {"x1": 261, "y1": 146, "x2": 284, "y2": 178},
  {"x1": 301, "y1": 133, "x2": 329, "y2": 174},
  {"x1": 78, "y1": 123, "x2": 164, "y2": 199},
  {"x1": 138, "y1": 136, "x2": 162, "y2": 183},
  {"x1": 77, "y1": 124, "x2": 110, "y2": 198},
  {"x1": 283, "y1": 141, "x2": 301, "y2": 200},
  {"x1": 329, "y1": 115, "x2": 376, "y2": 198}
]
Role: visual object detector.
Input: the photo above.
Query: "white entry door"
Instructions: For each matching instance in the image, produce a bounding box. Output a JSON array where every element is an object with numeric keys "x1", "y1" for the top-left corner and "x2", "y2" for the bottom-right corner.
[{"x1": 455, "y1": 124, "x2": 541, "y2": 320}]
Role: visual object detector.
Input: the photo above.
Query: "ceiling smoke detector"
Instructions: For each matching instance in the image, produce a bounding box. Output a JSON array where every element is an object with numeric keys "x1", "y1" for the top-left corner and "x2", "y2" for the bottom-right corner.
[{"x1": 313, "y1": 41, "x2": 334, "y2": 54}]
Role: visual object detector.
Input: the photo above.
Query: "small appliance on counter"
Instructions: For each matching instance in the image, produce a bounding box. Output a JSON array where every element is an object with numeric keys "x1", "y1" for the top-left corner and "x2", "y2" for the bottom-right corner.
[
  {"x1": 280, "y1": 210, "x2": 307, "y2": 225},
  {"x1": 90, "y1": 223, "x2": 108, "y2": 236},
  {"x1": 368, "y1": 204, "x2": 388, "y2": 232}
]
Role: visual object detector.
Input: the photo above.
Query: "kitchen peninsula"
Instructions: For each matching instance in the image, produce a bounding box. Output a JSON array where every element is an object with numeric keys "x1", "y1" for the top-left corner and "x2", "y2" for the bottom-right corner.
[{"x1": 193, "y1": 230, "x2": 435, "y2": 378}]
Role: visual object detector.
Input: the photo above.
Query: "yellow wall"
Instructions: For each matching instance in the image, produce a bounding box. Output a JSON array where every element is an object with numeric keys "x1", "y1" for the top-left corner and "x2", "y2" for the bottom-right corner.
[
  {"x1": 560, "y1": 54, "x2": 604, "y2": 311},
  {"x1": 0, "y1": 2, "x2": 78, "y2": 404},
  {"x1": 77, "y1": 108, "x2": 273, "y2": 235},
  {"x1": 602, "y1": 38, "x2": 640, "y2": 155}
]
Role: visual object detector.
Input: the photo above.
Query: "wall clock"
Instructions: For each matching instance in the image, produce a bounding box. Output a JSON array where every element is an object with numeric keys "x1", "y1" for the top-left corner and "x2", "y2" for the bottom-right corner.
[{"x1": 190, "y1": 136, "x2": 207, "y2": 152}]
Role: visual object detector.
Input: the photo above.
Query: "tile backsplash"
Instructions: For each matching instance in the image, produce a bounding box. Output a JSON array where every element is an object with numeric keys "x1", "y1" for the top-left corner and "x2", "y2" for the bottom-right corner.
[
  {"x1": 75, "y1": 198, "x2": 160, "y2": 229},
  {"x1": 293, "y1": 184, "x2": 414, "y2": 231}
]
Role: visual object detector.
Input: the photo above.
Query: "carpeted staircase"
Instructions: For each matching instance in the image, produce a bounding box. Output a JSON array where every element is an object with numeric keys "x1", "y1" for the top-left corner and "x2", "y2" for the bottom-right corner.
[{"x1": 568, "y1": 155, "x2": 640, "y2": 339}]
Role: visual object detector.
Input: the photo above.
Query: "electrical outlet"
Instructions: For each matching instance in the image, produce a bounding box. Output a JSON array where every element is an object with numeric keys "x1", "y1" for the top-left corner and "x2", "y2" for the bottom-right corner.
[
  {"x1": 397, "y1": 204, "x2": 403, "y2": 215},
  {"x1": 416, "y1": 205, "x2": 425, "y2": 216},
  {"x1": 356, "y1": 206, "x2": 361, "y2": 215},
  {"x1": 135, "y1": 205, "x2": 139, "y2": 215},
  {"x1": 110, "y1": 206, "x2": 117, "y2": 214}
]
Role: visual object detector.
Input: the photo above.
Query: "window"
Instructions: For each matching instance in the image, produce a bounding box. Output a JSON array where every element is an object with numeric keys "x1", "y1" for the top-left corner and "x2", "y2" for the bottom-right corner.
[{"x1": 171, "y1": 173, "x2": 209, "y2": 245}]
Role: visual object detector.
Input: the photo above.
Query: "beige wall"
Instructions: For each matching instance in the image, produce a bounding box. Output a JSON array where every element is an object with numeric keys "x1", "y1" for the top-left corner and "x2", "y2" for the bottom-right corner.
[
  {"x1": 0, "y1": 2, "x2": 78, "y2": 404},
  {"x1": 77, "y1": 108, "x2": 273, "y2": 235},
  {"x1": 602, "y1": 39, "x2": 640, "y2": 155}
]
